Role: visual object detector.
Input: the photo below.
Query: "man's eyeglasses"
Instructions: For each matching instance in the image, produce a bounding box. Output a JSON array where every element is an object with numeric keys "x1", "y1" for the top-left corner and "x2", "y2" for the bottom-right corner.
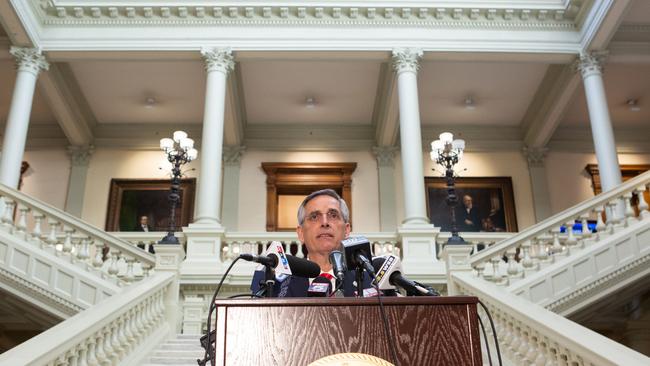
[{"x1": 305, "y1": 209, "x2": 342, "y2": 223}]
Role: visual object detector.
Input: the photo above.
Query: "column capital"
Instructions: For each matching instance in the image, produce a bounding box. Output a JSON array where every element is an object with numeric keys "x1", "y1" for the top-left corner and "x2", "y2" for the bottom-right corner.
[
  {"x1": 9, "y1": 47, "x2": 49, "y2": 75},
  {"x1": 391, "y1": 48, "x2": 423, "y2": 74},
  {"x1": 522, "y1": 146, "x2": 548, "y2": 167},
  {"x1": 222, "y1": 145, "x2": 246, "y2": 166},
  {"x1": 372, "y1": 146, "x2": 398, "y2": 168},
  {"x1": 200, "y1": 47, "x2": 235, "y2": 74},
  {"x1": 575, "y1": 51, "x2": 608, "y2": 79},
  {"x1": 67, "y1": 145, "x2": 94, "y2": 167}
]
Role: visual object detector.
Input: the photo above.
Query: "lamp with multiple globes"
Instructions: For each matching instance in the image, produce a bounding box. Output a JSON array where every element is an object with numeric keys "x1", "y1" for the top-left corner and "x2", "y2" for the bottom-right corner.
[
  {"x1": 158, "y1": 131, "x2": 198, "y2": 244},
  {"x1": 430, "y1": 132, "x2": 468, "y2": 245}
]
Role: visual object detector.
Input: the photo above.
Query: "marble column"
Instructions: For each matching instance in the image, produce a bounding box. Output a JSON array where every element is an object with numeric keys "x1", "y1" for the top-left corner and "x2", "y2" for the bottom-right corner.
[
  {"x1": 523, "y1": 146, "x2": 552, "y2": 221},
  {"x1": 221, "y1": 146, "x2": 246, "y2": 231},
  {"x1": 392, "y1": 48, "x2": 430, "y2": 227},
  {"x1": 65, "y1": 145, "x2": 94, "y2": 217},
  {"x1": 193, "y1": 47, "x2": 235, "y2": 227},
  {"x1": 576, "y1": 53, "x2": 622, "y2": 192},
  {"x1": 372, "y1": 146, "x2": 398, "y2": 232},
  {"x1": 182, "y1": 48, "x2": 234, "y2": 276},
  {"x1": 391, "y1": 49, "x2": 441, "y2": 276},
  {"x1": 0, "y1": 47, "x2": 49, "y2": 188}
]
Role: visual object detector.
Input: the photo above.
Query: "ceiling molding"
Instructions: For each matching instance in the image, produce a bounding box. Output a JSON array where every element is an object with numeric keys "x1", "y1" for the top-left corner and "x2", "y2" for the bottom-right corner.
[
  {"x1": 244, "y1": 123, "x2": 374, "y2": 151},
  {"x1": 93, "y1": 123, "x2": 203, "y2": 150},
  {"x1": 421, "y1": 125, "x2": 524, "y2": 152},
  {"x1": 372, "y1": 62, "x2": 399, "y2": 147},
  {"x1": 38, "y1": 62, "x2": 96, "y2": 146},
  {"x1": 548, "y1": 126, "x2": 650, "y2": 154},
  {"x1": 521, "y1": 63, "x2": 580, "y2": 148},
  {"x1": 578, "y1": 0, "x2": 633, "y2": 51},
  {"x1": 608, "y1": 41, "x2": 650, "y2": 63}
]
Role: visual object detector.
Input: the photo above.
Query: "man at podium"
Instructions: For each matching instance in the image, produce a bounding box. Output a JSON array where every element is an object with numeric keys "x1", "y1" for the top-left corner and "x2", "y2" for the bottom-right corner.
[{"x1": 250, "y1": 189, "x2": 372, "y2": 297}]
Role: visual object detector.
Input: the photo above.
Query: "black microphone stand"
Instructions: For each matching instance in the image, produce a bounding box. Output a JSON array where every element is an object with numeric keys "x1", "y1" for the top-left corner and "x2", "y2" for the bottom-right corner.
[
  {"x1": 254, "y1": 264, "x2": 276, "y2": 298},
  {"x1": 355, "y1": 267, "x2": 364, "y2": 297}
]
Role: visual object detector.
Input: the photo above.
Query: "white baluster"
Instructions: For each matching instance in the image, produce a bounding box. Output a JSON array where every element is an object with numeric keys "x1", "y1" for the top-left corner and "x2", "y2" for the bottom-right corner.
[
  {"x1": 1, "y1": 198, "x2": 15, "y2": 231},
  {"x1": 623, "y1": 192, "x2": 637, "y2": 227},
  {"x1": 490, "y1": 256, "x2": 502, "y2": 284},
  {"x1": 77, "y1": 236, "x2": 91, "y2": 262},
  {"x1": 605, "y1": 200, "x2": 620, "y2": 231},
  {"x1": 108, "y1": 251, "x2": 120, "y2": 277},
  {"x1": 520, "y1": 240, "x2": 535, "y2": 275},
  {"x1": 62, "y1": 226, "x2": 74, "y2": 254},
  {"x1": 15, "y1": 205, "x2": 29, "y2": 239},
  {"x1": 125, "y1": 258, "x2": 135, "y2": 282},
  {"x1": 92, "y1": 241, "x2": 105, "y2": 268},
  {"x1": 550, "y1": 228, "x2": 562, "y2": 256},
  {"x1": 474, "y1": 262, "x2": 486, "y2": 279},
  {"x1": 77, "y1": 340, "x2": 90, "y2": 366},
  {"x1": 506, "y1": 248, "x2": 518, "y2": 282},
  {"x1": 564, "y1": 221, "x2": 577, "y2": 254},
  {"x1": 636, "y1": 185, "x2": 649, "y2": 219},
  {"x1": 110, "y1": 321, "x2": 123, "y2": 361},
  {"x1": 117, "y1": 315, "x2": 129, "y2": 355},
  {"x1": 580, "y1": 215, "x2": 592, "y2": 243},
  {"x1": 94, "y1": 331, "x2": 107, "y2": 365},
  {"x1": 102, "y1": 327, "x2": 115, "y2": 364},
  {"x1": 31, "y1": 211, "x2": 45, "y2": 246},
  {"x1": 46, "y1": 219, "x2": 60, "y2": 247},
  {"x1": 594, "y1": 206, "x2": 607, "y2": 241},
  {"x1": 86, "y1": 337, "x2": 99, "y2": 366},
  {"x1": 535, "y1": 238, "x2": 549, "y2": 263}
]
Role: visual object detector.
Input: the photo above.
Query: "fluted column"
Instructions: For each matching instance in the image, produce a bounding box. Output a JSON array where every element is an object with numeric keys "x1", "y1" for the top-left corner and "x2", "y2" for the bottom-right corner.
[
  {"x1": 576, "y1": 53, "x2": 622, "y2": 193},
  {"x1": 523, "y1": 146, "x2": 552, "y2": 221},
  {"x1": 0, "y1": 47, "x2": 49, "y2": 188},
  {"x1": 193, "y1": 48, "x2": 234, "y2": 226},
  {"x1": 373, "y1": 146, "x2": 398, "y2": 232},
  {"x1": 392, "y1": 48, "x2": 429, "y2": 227},
  {"x1": 221, "y1": 145, "x2": 246, "y2": 230},
  {"x1": 65, "y1": 145, "x2": 94, "y2": 217}
]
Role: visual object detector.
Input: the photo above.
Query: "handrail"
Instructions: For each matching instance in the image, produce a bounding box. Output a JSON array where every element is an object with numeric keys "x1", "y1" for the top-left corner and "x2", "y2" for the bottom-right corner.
[
  {"x1": 0, "y1": 183, "x2": 155, "y2": 268},
  {"x1": 453, "y1": 272, "x2": 650, "y2": 365},
  {"x1": 470, "y1": 169, "x2": 650, "y2": 266},
  {"x1": 0, "y1": 271, "x2": 175, "y2": 366}
]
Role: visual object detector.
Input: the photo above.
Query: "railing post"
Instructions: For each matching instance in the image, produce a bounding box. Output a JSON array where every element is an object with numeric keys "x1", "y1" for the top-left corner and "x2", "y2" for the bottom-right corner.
[
  {"x1": 182, "y1": 296, "x2": 204, "y2": 335},
  {"x1": 155, "y1": 244, "x2": 185, "y2": 335},
  {"x1": 439, "y1": 244, "x2": 473, "y2": 296}
]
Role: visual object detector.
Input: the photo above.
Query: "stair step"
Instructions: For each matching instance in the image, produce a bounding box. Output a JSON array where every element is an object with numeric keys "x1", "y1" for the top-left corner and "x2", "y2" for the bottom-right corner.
[
  {"x1": 145, "y1": 359, "x2": 200, "y2": 366},
  {"x1": 153, "y1": 350, "x2": 204, "y2": 358},
  {"x1": 156, "y1": 344, "x2": 202, "y2": 351}
]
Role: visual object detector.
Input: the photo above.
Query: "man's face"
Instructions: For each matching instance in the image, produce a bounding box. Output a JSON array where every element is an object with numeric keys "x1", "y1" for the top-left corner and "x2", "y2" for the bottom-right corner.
[
  {"x1": 296, "y1": 195, "x2": 351, "y2": 257},
  {"x1": 140, "y1": 216, "x2": 148, "y2": 225},
  {"x1": 463, "y1": 195, "x2": 473, "y2": 208}
]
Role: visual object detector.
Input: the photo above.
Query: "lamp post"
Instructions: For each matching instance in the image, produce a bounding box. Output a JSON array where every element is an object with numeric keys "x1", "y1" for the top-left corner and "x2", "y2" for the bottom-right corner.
[
  {"x1": 159, "y1": 131, "x2": 198, "y2": 244},
  {"x1": 430, "y1": 132, "x2": 468, "y2": 245}
]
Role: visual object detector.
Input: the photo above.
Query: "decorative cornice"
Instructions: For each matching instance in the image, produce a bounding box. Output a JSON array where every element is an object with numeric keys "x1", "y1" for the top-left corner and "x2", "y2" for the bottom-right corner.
[
  {"x1": 222, "y1": 145, "x2": 246, "y2": 166},
  {"x1": 522, "y1": 146, "x2": 548, "y2": 167},
  {"x1": 9, "y1": 47, "x2": 49, "y2": 75},
  {"x1": 391, "y1": 48, "x2": 423, "y2": 74},
  {"x1": 546, "y1": 252, "x2": 650, "y2": 315},
  {"x1": 575, "y1": 51, "x2": 608, "y2": 78},
  {"x1": 67, "y1": 145, "x2": 94, "y2": 167},
  {"x1": 37, "y1": 4, "x2": 579, "y2": 30},
  {"x1": 372, "y1": 146, "x2": 398, "y2": 168},
  {"x1": 200, "y1": 47, "x2": 235, "y2": 74}
]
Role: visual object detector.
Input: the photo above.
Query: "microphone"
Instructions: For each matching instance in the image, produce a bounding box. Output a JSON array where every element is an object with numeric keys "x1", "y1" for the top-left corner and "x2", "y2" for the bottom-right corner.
[
  {"x1": 328, "y1": 250, "x2": 347, "y2": 282},
  {"x1": 341, "y1": 236, "x2": 375, "y2": 278},
  {"x1": 307, "y1": 275, "x2": 332, "y2": 297},
  {"x1": 372, "y1": 255, "x2": 439, "y2": 296},
  {"x1": 240, "y1": 241, "x2": 321, "y2": 278}
]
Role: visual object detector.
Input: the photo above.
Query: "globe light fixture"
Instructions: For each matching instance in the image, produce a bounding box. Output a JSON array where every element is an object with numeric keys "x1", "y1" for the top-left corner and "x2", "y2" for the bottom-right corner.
[
  {"x1": 430, "y1": 132, "x2": 468, "y2": 245},
  {"x1": 158, "y1": 130, "x2": 198, "y2": 244}
]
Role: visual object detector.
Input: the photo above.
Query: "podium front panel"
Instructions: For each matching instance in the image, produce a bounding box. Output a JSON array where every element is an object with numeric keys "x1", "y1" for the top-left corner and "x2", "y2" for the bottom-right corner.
[{"x1": 212, "y1": 296, "x2": 482, "y2": 366}]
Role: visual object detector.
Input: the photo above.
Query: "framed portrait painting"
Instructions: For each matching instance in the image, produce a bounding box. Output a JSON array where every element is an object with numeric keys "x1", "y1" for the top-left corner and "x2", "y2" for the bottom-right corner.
[
  {"x1": 425, "y1": 176, "x2": 518, "y2": 232},
  {"x1": 105, "y1": 178, "x2": 196, "y2": 232}
]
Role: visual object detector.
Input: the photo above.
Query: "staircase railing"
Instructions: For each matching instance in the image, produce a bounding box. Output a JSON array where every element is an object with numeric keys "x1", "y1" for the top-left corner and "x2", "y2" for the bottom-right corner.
[
  {"x1": 469, "y1": 170, "x2": 650, "y2": 286},
  {"x1": 0, "y1": 271, "x2": 175, "y2": 366},
  {"x1": 452, "y1": 271, "x2": 650, "y2": 366},
  {"x1": 0, "y1": 183, "x2": 155, "y2": 286}
]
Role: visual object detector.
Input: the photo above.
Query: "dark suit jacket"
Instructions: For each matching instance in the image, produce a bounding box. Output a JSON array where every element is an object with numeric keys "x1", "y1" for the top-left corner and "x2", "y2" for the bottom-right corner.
[
  {"x1": 457, "y1": 206, "x2": 481, "y2": 232},
  {"x1": 250, "y1": 268, "x2": 373, "y2": 297},
  {"x1": 134, "y1": 224, "x2": 150, "y2": 232}
]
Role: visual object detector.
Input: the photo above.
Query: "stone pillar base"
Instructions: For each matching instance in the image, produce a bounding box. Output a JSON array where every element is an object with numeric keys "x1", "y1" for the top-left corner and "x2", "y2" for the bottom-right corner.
[
  {"x1": 155, "y1": 244, "x2": 185, "y2": 335},
  {"x1": 439, "y1": 244, "x2": 473, "y2": 296},
  {"x1": 181, "y1": 224, "x2": 225, "y2": 277},
  {"x1": 181, "y1": 296, "x2": 204, "y2": 335},
  {"x1": 398, "y1": 224, "x2": 445, "y2": 283}
]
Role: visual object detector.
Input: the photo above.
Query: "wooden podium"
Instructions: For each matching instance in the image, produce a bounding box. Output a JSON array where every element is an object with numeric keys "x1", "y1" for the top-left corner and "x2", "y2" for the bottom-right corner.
[{"x1": 211, "y1": 296, "x2": 482, "y2": 365}]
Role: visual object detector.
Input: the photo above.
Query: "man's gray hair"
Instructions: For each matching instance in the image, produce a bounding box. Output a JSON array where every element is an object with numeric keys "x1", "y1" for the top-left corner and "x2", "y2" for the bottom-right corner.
[{"x1": 297, "y1": 189, "x2": 350, "y2": 225}]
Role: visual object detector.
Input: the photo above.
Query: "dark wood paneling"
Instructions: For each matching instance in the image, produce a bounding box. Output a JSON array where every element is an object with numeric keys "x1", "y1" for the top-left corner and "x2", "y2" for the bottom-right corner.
[{"x1": 212, "y1": 297, "x2": 481, "y2": 366}]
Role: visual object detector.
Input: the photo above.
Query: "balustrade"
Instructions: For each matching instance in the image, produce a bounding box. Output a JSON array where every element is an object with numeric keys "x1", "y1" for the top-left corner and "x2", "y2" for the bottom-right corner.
[
  {"x1": 468, "y1": 172, "x2": 650, "y2": 287},
  {"x1": 0, "y1": 185, "x2": 155, "y2": 286}
]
